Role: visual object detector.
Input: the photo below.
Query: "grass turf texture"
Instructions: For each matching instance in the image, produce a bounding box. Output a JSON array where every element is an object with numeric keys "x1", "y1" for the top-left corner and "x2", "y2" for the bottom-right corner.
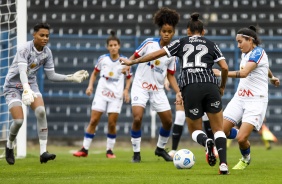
[{"x1": 0, "y1": 144, "x2": 281, "y2": 184}]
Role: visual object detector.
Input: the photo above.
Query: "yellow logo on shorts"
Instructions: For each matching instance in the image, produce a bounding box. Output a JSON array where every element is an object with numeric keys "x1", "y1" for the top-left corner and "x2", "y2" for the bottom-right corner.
[
  {"x1": 109, "y1": 72, "x2": 114, "y2": 76},
  {"x1": 155, "y1": 60, "x2": 160, "y2": 66}
]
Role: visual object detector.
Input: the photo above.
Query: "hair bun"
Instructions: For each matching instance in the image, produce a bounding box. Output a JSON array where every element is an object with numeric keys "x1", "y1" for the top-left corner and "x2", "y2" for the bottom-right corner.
[
  {"x1": 110, "y1": 30, "x2": 116, "y2": 36},
  {"x1": 191, "y1": 12, "x2": 200, "y2": 21},
  {"x1": 249, "y1": 25, "x2": 257, "y2": 32}
]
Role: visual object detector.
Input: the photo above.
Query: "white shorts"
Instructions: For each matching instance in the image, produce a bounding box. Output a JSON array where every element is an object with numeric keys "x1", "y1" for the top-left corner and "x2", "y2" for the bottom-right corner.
[
  {"x1": 223, "y1": 98, "x2": 268, "y2": 131},
  {"x1": 131, "y1": 84, "x2": 170, "y2": 112},
  {"x1": 91, "y1": 93, "x2": 123, "y2": 114}
]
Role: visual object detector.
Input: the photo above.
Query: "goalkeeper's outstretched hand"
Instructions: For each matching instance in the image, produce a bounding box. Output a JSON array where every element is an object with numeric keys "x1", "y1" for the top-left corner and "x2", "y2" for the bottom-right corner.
[
  {"x1": 22, "y1": 86, "x2": 37, "y2": 106},
  {"x1": 66, "y1": 70, "x2": 89, "y2": 83}
]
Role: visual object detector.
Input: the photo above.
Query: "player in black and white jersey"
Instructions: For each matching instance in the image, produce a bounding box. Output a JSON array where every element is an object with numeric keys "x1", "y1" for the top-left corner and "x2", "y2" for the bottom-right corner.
[
  {"x1": 120, "y1": 12, "x2": 229, "y2": 174},
  {"x1": 3, "y1": 23, "x2": 89, "y2": 165}
]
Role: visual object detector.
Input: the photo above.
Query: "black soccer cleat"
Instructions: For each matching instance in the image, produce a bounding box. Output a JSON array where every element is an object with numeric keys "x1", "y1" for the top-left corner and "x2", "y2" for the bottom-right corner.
[
  {"x1": 5, "y1": 146, "x2": 15, "y2": 165},
  {"x1": 205, "y1": 138, "x2": 217, "y2": 166},
  {"x1": 132, "y1": 152, "x2": 141, "y2": 163},
  {"x1": 40, "y1": 151, "x2": 56, "y2": 164},
  {"x1": 155, "y1": 147, "x2": 173, "y2": 162}
]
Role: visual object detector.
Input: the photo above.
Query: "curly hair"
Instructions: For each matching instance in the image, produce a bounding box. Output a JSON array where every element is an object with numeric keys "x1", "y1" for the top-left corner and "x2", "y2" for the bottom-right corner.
[{"x1": 153, "y1": 7, "x2": 180, "y2": 28}]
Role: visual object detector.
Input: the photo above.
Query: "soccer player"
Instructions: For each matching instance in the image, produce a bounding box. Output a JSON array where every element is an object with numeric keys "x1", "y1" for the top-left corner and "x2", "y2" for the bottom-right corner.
[
  {"x1": 120, "y1": 12, "x2": 229, "y2": 174},
  {"x1": 123, "y1": 7, "x2": 180, "y2": 163},
  {"x1": 164, "y1": 80, "x2": 217, "y2": 158},
  {"x1": 73, "y1": 31, "x2": 132, "y2": 158},
  {"x1": 3, "y1": 23, "x2": 89, "y2": 165},
  {"x1": 213, "y1": 25, "x2": 280, "y2": 170}
]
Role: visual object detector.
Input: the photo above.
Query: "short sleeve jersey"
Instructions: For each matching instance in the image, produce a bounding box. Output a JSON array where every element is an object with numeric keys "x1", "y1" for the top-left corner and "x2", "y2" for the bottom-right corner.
[
  {"x1": 235, "y1": 46, "x2": 269, "y2": 102},
  {"x1": 4, "y1": 40, "x2": 54, "y2": 89},
  {"x1": 94, "y1": 54, "x2": 131, "y2": 99},
  {"x1": 164, "y1": 35, "x2": 225, "y2": 89},
  {"x1": 133, "y1": 38, "x2": 176, "y2": 91}
]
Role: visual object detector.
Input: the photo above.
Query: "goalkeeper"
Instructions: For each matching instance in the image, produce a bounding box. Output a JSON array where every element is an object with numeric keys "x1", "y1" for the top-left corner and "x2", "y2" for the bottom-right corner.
[{"x1": 3, "y1": 23, "x2": 89, "y2": 165}]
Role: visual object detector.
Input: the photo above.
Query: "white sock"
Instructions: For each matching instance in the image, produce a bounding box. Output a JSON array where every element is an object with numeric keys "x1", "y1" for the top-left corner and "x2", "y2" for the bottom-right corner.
[
  {"x1": 83, "y1": 137, "x2": 93, "y2": 150},
  {"x1": 39, "y1": 139, "x2": 47, "y2": 155},
  {"x1": 131, "y1": 137, "x2": 141, "y2": 152},
  {"x1": 7, "y1": 140, "x2": 13, "y2": 149},
  {"x1": 106, "y1": 137, "x2": 116, "y2": 151},
  {"x1": 157, "y1": 134, "x2": 169, "y2": 149}
]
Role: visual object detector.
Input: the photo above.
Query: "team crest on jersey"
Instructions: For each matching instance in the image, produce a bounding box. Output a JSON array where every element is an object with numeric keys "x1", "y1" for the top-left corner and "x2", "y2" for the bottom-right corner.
[
  {"x1": 30, "y1": 63, "x2": 37, "y2": 69},
  {"x1": 109, "y1": 71, "x2": 114, "y2": 77},
  {"x1": 154, "y1": 60, "x2": 160, "y2": 66}
]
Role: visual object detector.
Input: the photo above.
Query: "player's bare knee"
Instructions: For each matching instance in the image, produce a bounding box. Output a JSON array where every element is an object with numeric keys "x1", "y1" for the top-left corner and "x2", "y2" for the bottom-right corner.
[{"x1": 35, "y1": 106, "x2": 46, "y2": 119}]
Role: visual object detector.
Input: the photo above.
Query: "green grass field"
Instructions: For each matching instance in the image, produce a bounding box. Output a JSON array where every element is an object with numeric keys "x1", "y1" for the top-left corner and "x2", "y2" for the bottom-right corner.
[{"x1": 1, "y1": 142, "x2": 281, "y2": 184}]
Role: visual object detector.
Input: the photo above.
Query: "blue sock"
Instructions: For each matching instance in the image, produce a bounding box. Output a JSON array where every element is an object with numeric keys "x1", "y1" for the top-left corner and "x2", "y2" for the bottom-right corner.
[{"x1": 227, "y1": 128, "x2": 238, "y2": 139}]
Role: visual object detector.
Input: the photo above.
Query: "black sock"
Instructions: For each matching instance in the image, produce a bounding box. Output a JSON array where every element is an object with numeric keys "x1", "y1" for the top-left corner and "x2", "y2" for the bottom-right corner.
[
  {"x1": 196, "y1": 133, "x2": 208, "y2": 147},
  {"x1": 215, "y1": 137, "x2": 227, "y2": 164},
  {"x1": 203, "y1": 120, "x2": 214, "y2": 140},
  {"x1": 172, "y1": 124, "x2": 184, "y2": 150}
]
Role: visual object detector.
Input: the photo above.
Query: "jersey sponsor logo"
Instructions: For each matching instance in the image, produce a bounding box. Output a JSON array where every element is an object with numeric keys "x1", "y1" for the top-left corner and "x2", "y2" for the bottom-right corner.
[
  {"x1": 142, "y1": 82, "x2": 158, "y2": 91},
  {"x1": 189, "y1": 108, "x2": 199, "y2": 116},
  {"x1": 238, "y1": 89, "x2": 254, "y2": 97},
  {"x1": 102, "y1": 90, "x2": 116, "y2": 98},
  {"x1": 211, "y1": 101, "x2": 220, "y2": 108},
  {"x1": 154, "y1": 67, "x2": 164, "y2": 74}
]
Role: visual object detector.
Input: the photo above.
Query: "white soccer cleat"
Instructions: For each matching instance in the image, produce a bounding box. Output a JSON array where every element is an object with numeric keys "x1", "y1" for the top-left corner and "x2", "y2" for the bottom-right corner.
[
  {"x1": 168, "y1": 150, "x2": 177, "y2": 158},
  {"x1": 219, "y1": 163, "x2": 229, "y2": 175}
]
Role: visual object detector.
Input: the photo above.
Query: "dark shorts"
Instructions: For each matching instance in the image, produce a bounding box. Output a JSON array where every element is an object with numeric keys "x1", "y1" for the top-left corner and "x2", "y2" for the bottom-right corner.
[{"x1": 181, "y1": 83, "x2": 222, "y2": 120}]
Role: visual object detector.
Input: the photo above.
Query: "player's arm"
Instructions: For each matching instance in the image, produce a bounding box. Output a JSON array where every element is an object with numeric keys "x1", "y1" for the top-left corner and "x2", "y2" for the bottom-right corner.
[
  {"x1": 268, "y1": 68, "x2": 280, "y2": 87},
  {"x1": 123, "y1": 75, "x2": 132, "y2": 103},
  {"x1": 45, "y1": 70, "x2": 89, "y2": 83},
  {"x1": 120, "y1": 49, "x2": 167, "y2": 66},
  {"x1": 18, "y1": 63, "x2": 37, "y2": 105},
  {"x1": 86, "y1": 69, "x2": 99, "y2": 96},
  {"x1": 217, "y1": 59, "x2": 228, "y2": 96},
  {"x1": 167, "y1": 72, "x2": 182, "y2": 105}
]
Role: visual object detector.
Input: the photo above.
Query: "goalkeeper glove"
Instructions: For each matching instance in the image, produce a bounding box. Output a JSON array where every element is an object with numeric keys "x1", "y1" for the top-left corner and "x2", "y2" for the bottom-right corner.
[
  {"x1": 22, "y1": 83, "x2": 37, "y2": 106},
  {"x1": 66, "y1": 70, "x2": 89, "y2": 83}
]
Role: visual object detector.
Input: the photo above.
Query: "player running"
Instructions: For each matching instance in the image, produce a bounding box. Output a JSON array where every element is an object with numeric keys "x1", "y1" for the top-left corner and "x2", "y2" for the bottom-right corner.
[{"x1": 120, "y1": 12, "x2": 229, "y2": 174}]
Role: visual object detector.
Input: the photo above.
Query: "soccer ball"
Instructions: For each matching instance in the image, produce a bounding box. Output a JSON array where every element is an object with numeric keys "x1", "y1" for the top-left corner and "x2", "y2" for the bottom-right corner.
[{"x1": 173, "y1": 149, "x2": 195, "y2": 169}]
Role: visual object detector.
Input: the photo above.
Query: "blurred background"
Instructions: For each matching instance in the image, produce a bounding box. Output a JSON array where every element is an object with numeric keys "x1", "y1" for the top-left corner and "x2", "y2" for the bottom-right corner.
[{"x1": 2, "y1": 0, "x2": 282, "y2": 144}]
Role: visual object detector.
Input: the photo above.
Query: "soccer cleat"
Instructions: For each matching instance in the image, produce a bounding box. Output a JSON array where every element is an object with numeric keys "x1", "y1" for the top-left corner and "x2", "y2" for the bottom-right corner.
[
  {"x1": 155, "y1": 147, "x2": 173, "y2": 162},
  {"x1": 73, "y1": 147, "x2": 88, "y2": 157},
  {"x1": 5, "y1": 146, "x2": 15, "y2": 165},
  {"x1": 40, "y1": 151, "x2": 56, "y2": 164},
  {"x1": 219, "y1": 163, "x2": 229, "y2": 175},
  {"x1": 132, "y1": 152, "x2": 141, "y2": 163},
  {"x1": 232, "y1": 158, "x2": 251, "y2": 170},
  {"x1": 106, "y1": 149, "x2": 116, "y2": 158},
  {"x1": 168, "y1": 150, "x2": 177, "y2": 158},
  {"x1": 205, "y1": 138, "x2": 217, "y2": 166}
]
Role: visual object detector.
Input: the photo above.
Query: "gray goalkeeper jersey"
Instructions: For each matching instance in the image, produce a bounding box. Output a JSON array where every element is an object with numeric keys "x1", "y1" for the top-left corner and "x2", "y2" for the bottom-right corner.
[{"x1": 4, "y1": 40, "x2": 54, "y2": 90}]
